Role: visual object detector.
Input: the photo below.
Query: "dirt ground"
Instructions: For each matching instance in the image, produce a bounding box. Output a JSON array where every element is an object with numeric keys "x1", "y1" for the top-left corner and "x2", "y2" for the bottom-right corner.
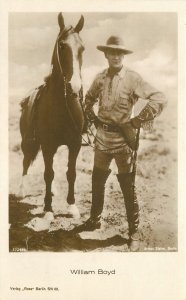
[{"x1": 9, "y1": 95, "x2": 177, "y2": 252}]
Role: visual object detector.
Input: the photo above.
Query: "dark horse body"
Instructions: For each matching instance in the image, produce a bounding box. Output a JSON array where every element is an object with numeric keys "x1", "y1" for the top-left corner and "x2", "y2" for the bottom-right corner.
[{"x1": 19, "y1": 13, "x2": 85, "y2": 220}]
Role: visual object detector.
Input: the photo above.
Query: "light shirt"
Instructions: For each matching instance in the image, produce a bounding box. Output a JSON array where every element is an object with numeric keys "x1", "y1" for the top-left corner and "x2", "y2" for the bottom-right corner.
[{"x1": 85, "y1": 66, "x2": 167, "y2": 153}]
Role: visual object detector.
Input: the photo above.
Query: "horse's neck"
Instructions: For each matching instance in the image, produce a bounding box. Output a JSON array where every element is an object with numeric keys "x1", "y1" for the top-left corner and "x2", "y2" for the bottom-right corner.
[{"x1": 48, "y1": 69, "x2": 65, "y2": 93}]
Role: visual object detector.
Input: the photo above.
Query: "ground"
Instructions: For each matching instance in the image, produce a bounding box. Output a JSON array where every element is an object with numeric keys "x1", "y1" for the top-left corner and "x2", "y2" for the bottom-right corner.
[{"x1": 9, "y1": 95, "x2": 177, "y2": 252}]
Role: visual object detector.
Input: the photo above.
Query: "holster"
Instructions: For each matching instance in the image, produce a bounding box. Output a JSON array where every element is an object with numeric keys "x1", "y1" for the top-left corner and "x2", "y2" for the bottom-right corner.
[{"x1": 119, "y1": 122, "x2": 138, "y2": 151}]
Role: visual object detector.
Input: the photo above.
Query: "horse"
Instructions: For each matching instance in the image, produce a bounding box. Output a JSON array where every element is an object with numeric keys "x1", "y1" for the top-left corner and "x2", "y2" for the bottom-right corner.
[{"x1": 18, "y1": 12, "x2": 85, "y2": 221}]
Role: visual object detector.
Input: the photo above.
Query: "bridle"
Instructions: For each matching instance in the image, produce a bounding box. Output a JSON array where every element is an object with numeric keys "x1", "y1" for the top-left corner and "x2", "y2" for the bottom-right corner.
[{"x1": 56, "y1": 33, "x2": 93, "y2": 147}]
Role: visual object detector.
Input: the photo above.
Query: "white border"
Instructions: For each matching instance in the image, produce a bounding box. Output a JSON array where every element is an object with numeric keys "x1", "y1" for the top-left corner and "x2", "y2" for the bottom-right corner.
[{"x1": 0, "y1": 1, "x2": 185, "y2": 299}]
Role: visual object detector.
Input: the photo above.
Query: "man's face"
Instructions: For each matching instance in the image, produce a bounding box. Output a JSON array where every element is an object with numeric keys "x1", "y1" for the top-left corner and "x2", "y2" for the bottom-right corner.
[{"x1": 105, "y1": 49, "x2": 124, "y2": 69}]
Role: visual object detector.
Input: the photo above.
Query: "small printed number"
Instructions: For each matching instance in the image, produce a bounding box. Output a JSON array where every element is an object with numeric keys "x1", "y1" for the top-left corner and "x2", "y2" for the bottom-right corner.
[{"x1": 12, "y1": 248, "x2": 27, "y2": 252}]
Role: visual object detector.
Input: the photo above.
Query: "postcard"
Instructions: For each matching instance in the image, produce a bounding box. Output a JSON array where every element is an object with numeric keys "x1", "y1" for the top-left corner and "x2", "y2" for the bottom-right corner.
[{"x1": 0, "y1": 1, "x2": 185, "y2": 299}]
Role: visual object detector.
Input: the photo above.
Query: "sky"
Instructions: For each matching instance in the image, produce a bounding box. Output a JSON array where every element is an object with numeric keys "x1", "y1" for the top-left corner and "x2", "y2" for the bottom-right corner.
[{"x1": 9, "y1": 12, "x2": 177, "y2": 100}]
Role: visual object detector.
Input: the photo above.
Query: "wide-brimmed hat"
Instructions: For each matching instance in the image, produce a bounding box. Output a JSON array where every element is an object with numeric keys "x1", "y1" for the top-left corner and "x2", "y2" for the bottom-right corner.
[{"x1": 97, "y1": 35, "x2": 133, "y2": 55}]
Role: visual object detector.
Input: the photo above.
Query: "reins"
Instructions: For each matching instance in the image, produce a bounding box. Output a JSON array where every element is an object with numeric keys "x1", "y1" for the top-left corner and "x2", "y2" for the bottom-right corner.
[{"x1": 56, "y1": 38, "x2": 96, "y2": 148}]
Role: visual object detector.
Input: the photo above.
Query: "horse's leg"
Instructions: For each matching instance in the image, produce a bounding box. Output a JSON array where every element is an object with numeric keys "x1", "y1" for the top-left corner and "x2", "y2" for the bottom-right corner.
[
  {"x1": 66, "y1": 144, "x2": 81, "y2": 219},
  {"x1": 42, "y1": 146, "x2": 57, "y2": 221},
  {"x1": 51, "y1": 177, "x2": 58, "y2": 196}
]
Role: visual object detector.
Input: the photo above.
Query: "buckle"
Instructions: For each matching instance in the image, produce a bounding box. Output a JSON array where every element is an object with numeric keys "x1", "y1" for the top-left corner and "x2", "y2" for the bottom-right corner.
[{"x1": 103, "y1": 124, "x2": 108, "y2": 131}]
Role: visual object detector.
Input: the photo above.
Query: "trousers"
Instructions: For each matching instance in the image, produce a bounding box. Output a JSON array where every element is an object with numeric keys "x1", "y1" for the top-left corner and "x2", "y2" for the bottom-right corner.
[{"x1": 94, "y1": 146, "x2": 133, "y2": 174}]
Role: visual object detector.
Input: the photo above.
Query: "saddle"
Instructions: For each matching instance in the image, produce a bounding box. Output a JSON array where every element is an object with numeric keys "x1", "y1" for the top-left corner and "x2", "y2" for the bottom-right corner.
[{"x1": 20, "y1": 84, "x2": 44, "y2": 110}]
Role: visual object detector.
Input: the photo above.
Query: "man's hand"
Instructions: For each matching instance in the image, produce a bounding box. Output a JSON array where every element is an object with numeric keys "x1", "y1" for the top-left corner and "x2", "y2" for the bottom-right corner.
[
  {"x1": 130, "y1": 117, "x2": 142, "y2": 129},
  {"x1": 85, "y1": 109, "x2": 99, "y2": 128},
  {"x1": 120, "y1": 121, "x2": 138, "y2": 151}
]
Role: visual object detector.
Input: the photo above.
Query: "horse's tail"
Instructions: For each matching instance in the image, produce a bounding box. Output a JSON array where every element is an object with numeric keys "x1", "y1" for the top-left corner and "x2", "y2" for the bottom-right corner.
[
  {"x1": 20, "y1": 94, "x2": 40, "y2": 164},
  {"x1": 21, "y1": 138, "x2": 40, "y2": 164}
]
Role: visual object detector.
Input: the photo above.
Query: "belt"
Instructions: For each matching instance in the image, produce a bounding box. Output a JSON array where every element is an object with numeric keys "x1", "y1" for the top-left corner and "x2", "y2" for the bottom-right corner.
[{"x1": 97, "y1": 119, "x2": 120, "y2": 132}]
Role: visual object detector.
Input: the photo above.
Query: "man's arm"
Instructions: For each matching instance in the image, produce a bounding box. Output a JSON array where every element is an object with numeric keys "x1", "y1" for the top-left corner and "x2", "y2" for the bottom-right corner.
[
  {"x1": 131, "y1": 75, "x2": 167, "y2": 129},
  {"x1": 120, "y1": 73, "x2": 167, "y2": 150}
]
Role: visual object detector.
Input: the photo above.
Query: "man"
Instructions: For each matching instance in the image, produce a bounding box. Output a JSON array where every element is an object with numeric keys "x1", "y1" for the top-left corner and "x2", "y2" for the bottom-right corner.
[{"x1": 83, "y1": 36, "x2": 167, "y2": 251}]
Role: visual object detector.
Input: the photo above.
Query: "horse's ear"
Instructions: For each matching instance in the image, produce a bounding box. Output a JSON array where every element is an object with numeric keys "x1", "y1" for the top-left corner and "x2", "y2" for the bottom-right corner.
[
  {"x1": 74, "y1": 15, "x2": 84, "y2": 33},
  {"x1": 58, "y1": 12, "x2": 65, "y2": 31}
]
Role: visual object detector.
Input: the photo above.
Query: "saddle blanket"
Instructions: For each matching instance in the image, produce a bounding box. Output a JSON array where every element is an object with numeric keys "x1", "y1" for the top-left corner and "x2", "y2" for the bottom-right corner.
[{"x1": 20, "y1": 85, "x2": 43, "y2": 111}]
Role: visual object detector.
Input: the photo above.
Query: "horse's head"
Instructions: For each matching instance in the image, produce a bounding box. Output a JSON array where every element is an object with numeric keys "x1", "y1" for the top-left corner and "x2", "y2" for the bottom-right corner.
[{"x1": 52, "y1": 13, "x2": 84, "y2": 95}]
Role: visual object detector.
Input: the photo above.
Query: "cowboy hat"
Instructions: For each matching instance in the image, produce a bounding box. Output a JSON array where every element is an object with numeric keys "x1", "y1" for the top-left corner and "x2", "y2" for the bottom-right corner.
[{"x1": 97, "y1": 35, "x2": 133, "y2": 55}]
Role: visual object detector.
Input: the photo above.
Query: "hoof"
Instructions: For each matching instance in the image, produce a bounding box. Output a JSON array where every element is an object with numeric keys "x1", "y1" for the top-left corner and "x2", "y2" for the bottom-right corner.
[
  {"x1": 44, "y1": 211, "x2": 54, "y2": 221},
  {"x1": 25, "y1": 217, "x2": 51, "y2": 232},
  {"x1": 67, "y1": 204, "x2": 80, "y2": 219}
]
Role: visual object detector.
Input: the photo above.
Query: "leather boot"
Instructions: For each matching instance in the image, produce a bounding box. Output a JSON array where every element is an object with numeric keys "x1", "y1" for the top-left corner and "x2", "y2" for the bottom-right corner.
[
  {"x1": 83, "y1": 167, "x2": 111, "y2": 231},
  {"x1": 117, "y1": 172, "x2": 140, "y2": 251}
]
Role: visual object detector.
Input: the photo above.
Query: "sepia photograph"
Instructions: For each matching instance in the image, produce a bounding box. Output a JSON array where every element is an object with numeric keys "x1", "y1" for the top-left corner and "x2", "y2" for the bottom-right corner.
[
  {"x1": 1, "y1": 1, "x2": 186, "y2": 299},
  {"x1": 8, "y1": 11, "x2": 178, "y2": 253}
]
